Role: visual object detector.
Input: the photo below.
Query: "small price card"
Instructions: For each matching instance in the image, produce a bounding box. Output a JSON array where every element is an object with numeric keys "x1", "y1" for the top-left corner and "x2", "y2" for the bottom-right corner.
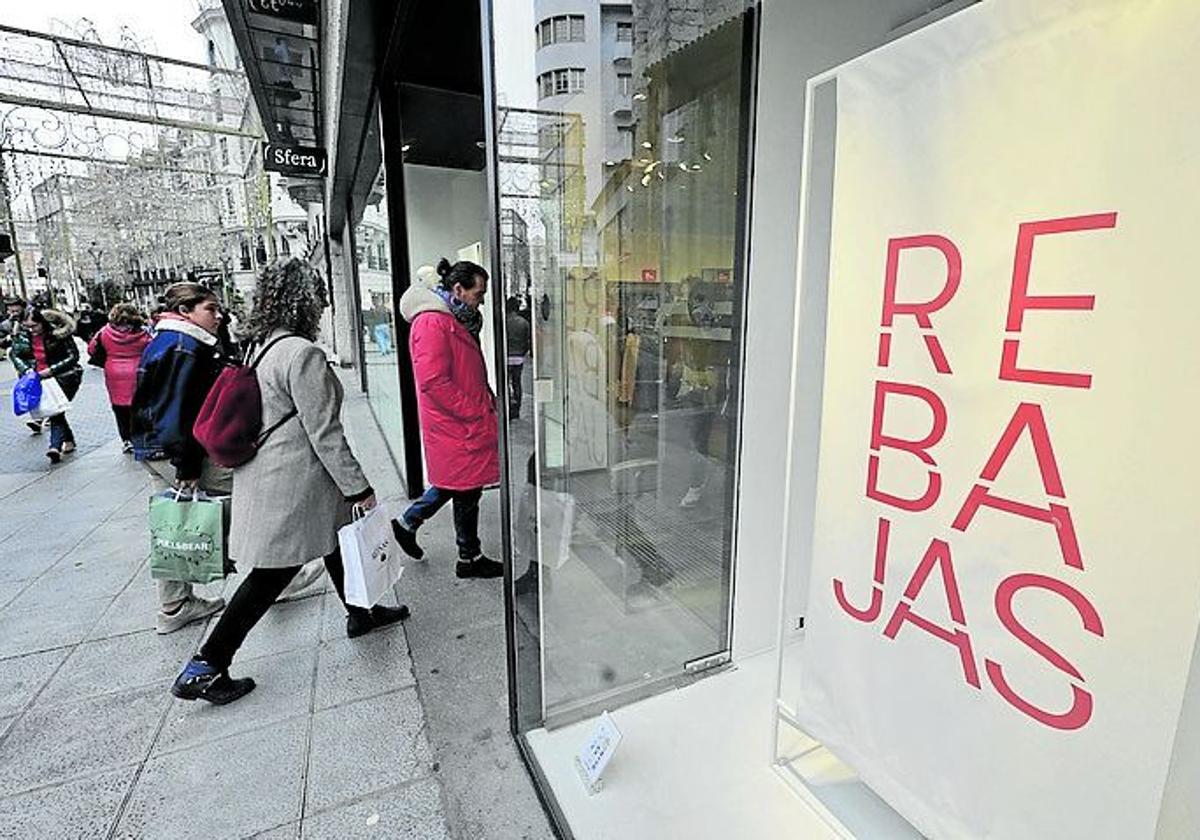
[{"x1": 574, "y1": 711, "x2": 622, "y2": 795}]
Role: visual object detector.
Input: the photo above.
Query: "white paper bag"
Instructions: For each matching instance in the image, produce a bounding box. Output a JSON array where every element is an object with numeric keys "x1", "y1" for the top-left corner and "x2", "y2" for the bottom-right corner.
[
  {"x1": 30, "y1": 377, "x2": 69, "y2": 419},
  {"x1": 338, "y1": 506, "x2": 403, "y2": 608}
]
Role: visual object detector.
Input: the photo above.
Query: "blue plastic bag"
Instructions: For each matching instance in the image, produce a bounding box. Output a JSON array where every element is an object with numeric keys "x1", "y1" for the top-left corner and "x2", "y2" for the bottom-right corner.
[{"x1": 12, "y1": 372, "x2": 42, "y2": 417}]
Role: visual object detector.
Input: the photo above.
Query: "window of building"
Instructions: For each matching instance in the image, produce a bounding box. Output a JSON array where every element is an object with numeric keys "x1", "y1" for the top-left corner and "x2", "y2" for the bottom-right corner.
[
  {"x1": 536, "y1": 14, "x2": 585, "y2": 48},
  {"x1": 225, "y1": 187, "x2": 235, "y2": 214},
  {"x1": 280, "y1": 235, "x2": 291, "y2": 257},
  {"x1": 218, "y1": 137, "x2": 229, "y2": 168},
  {"x1": 617, "y1": 21, "x2": 633, "y2": 42},
  {"x1": 537, "y1": 67, "x2": 585, "y2": 99},
  {"x1": 618, "y1": 72, "x2": 631, "y2": 96},
  {"x1": 617, "y1": 125, "x2": 634, "y2": 158}
]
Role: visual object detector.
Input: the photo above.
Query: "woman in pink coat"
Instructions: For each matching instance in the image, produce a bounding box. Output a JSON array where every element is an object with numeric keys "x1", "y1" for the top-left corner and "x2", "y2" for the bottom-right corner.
[
  {"x1": 88, "y1": 303, "x2": 151, "y2": 452},
  {"x1": 391, "y1": 258, "x2": 501, "y2": 579}
]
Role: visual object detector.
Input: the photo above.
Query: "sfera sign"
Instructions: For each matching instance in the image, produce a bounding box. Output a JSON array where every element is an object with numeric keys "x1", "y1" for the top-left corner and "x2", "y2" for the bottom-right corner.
[
  {"x1": 793, "y1": 1, "x2": 1200, "y2": 838},
  {"x1": 263, "y1": 143, "x2": 327, "y2": 177}
]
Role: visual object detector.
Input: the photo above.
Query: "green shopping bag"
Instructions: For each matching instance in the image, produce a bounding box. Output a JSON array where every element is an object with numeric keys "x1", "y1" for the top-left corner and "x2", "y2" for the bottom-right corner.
[{"x1": 148, "y1": 490, "x2": 227, "y2": 584}]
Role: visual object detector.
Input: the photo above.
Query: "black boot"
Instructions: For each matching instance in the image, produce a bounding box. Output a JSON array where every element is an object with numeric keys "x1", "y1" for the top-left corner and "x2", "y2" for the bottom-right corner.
[
  {"x1": 391, "y1": 520, "x2": 424, "y2": 560},
  {"x1": 456, "y1": 554, "x2": 504, "y2": 579},
  {"x1": 346, "y1": 604, "x2": 410, "y2": 638},
  {"x1": 171, "y1": 656, "x2": 256, "y2": 705}
]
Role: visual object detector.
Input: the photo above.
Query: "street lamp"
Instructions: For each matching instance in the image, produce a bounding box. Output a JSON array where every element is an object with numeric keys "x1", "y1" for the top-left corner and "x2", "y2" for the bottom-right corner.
[{"x1": 86, "y1": 240, "x2": 106, "y2": 310}]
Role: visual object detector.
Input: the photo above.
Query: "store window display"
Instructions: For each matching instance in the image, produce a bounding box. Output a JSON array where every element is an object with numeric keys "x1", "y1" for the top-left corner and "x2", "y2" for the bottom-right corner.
[{"x1": 494, "y1": 0, "x2": 755, "y2": 723}]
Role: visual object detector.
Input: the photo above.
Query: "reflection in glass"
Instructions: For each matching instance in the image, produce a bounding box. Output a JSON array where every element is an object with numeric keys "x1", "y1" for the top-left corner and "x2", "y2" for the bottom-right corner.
[
  {"x1": 497, "y1": 0, "x2": 754, "y2": 725},
  {"x1": 354, "y1": 163, "x2": 405, "y2": 459}
]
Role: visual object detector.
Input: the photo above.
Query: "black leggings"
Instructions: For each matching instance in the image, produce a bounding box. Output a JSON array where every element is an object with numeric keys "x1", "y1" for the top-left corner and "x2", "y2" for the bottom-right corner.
[
  {"x1": 111, "y1": 404, "x2": 133, "y2": 441},
  {"x1": 200, "y1": 549, "x2": 366, "y2": 671}
]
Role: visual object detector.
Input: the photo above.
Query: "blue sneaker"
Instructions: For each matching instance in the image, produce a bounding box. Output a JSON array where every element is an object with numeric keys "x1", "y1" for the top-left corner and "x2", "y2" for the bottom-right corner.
[{"x1": 171, "y1": 656, "x2": 255, "y2": 705}]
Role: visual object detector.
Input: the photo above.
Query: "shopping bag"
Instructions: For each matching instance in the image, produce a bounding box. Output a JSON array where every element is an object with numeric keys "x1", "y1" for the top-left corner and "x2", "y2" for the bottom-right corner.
[
  {"x1": 29, "y1": 377, "x2": 69, "y2": 420},
  {"x1": 338, "y1": 505, "x2": 404, "y2": 608},
  {"x1": 148, "y1": 489, "x2": 227, "y2": 584},
  {"x1": 12, "y1": 372, "x2": 41, "y2": 416}
]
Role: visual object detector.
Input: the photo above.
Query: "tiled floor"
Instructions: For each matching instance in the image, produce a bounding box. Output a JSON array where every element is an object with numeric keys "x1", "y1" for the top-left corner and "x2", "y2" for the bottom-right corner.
[{"x1": 0, "y1": 368, "x2": 551, "y2": 840}]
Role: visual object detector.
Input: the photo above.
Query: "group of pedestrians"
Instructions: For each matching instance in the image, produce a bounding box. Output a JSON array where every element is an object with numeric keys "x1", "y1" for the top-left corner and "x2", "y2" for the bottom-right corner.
[{"x1": 6, "y1": 254, "x2": 501, "y2": 706}]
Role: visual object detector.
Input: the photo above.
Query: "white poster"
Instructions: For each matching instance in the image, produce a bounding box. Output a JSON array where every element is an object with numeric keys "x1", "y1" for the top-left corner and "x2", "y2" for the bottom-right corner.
[{"x1": 796, "y1": 1, "x2": 1200, "y2": 838}]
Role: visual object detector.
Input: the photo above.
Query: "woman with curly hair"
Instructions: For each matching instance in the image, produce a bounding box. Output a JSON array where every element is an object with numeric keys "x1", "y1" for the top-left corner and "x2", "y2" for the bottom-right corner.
[{"x1": 172, "y1": 259, "x2": 408, "y2": 705}]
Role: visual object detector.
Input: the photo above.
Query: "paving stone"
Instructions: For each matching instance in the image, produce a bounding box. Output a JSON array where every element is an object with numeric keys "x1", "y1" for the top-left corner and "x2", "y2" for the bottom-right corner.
[
  {"x1": 302, "y1": 779, "x2": 450, "y2": 840},
  {"x1": 87, "y1": 580, "x2": 163, "y2": 640},
  {"x1": 0, "y1": 647, "x2": 69, "y2": 716},
  {"x1": 306, "y1": 688, "x2": 432, "y2": 814},
  {"x1": 0, "y1": 549, "x2": 59, "y2": 587},
  {"x1": 0, "y1": 685, "x2": 166, "y2": 795},
  {"x1": 234, "y1": 596, "x2": 323, "y2": 662},
  {"x1": 154, "y1": 647, "x2": 316, "y2": 757},
  {"x1": 0, "y1": 596, "x2": 111, "y2": 659},
  {"x1": 314, "y1": 625, "x2": 415, "y2": 711},
  {"x1": 37, "y1": 626, "x2": 203, "y2": 707},
  {"x1": 8, "y1": 551, "x2": 141, "y2": 612},
  {"x1": 114, "y1": 716, "x2": 307, "y2": 839},
  {"x1": 0, "y1": 765, "x2": 137, "y2": 839}
]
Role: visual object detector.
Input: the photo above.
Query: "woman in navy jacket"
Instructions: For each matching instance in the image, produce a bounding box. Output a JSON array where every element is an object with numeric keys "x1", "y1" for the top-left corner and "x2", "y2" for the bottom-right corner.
[{"x1": 131, "y1": 282, "x2": 231, "y2": 635}]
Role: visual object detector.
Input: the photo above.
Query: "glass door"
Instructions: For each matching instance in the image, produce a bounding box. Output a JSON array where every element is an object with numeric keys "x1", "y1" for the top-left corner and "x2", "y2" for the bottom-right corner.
[{"x1": 489, "y1": 0, "x2": 758, "y2": 728}]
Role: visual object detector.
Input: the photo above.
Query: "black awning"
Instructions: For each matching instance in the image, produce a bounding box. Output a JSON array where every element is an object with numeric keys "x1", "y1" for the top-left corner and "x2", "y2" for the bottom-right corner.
[{"x1": 222, "y1": 0, "x2": 322, "y2": 148}]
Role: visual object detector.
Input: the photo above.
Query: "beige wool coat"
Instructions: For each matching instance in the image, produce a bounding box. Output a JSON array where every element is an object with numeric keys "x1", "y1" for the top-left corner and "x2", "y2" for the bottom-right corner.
[{"x1": 229, "y1": 332, "x2": 371, "y2": 568}]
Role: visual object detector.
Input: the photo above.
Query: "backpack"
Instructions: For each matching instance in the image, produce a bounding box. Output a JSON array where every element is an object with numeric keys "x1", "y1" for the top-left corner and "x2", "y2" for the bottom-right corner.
[{"x1": 193, "y1": 334, "x2": 299, "y2": 468}]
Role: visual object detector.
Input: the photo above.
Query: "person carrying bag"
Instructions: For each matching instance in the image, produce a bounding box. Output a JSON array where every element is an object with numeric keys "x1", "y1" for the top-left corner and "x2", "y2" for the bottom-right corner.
[{"x1": 171, "y1": 259, "x2": 409, "y2": 706}]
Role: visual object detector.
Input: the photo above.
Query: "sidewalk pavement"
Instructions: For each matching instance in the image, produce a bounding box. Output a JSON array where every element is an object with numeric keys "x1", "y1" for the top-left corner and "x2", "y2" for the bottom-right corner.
[{"x1": 0, "y1": 366, "x2": 553, "y2": 839}]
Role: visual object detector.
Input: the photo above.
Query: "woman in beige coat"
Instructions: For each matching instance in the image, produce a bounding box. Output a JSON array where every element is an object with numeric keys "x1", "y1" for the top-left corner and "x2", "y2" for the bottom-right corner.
[{"x1": 172, "y1": 259, "x2": 408, "y2": 705}]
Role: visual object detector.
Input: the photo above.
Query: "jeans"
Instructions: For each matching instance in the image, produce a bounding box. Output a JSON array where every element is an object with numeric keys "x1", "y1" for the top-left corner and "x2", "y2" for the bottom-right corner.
[
  {"x1": 111, "y1": 404, "x2": 133, "y2": 441},
  {"x1": 402, "y1": 486, "x2": 483, "y2": 560},
  {"x1": 373, "y1": 323, "x2": 392, "y2": 354},
  {"x1": 200, "y1": 550, "x2": 365, "y2": 671},
  {"x1": 48, "y1": 414, "x2": 74, "y2": 451}
]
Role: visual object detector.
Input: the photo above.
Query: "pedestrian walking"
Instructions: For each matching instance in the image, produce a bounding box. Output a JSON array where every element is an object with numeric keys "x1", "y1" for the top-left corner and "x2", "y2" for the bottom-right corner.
[
  {"x1": 9, "y1": 308, "x2": 83, "y2": 463},
  {"x1": 3, "y1": 298, "x2": 48, "y2": 436},
  {"x1": 172, "y1": 259, "x2": 408, "y2": 705},
  {"x1": 504, "y1": 296, "x2": 531, "y2": 419},
  {"x1": 74, "y1": 302, "x2": 106, "y2": 343},
  {"x1": 131, "y1": 283, "x2": 230, "y2": 633},
  {"x1": 88, "y1": 303, "x2": 151, "y2": 453},
  {"x1": 391, "y1": 258, "x2": 502, "y2": 578}
]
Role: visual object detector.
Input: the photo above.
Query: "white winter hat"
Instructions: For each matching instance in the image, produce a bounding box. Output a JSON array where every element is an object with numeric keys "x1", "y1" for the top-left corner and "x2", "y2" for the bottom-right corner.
[{"x1": 414, "y1": 264, "x2": 439, "y2": 290}]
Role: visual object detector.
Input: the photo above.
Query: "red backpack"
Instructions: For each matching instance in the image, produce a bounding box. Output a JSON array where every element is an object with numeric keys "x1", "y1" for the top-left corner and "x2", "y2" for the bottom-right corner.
[{"x1": 193, "y1": 334, "x2": 299, "y2": 468}]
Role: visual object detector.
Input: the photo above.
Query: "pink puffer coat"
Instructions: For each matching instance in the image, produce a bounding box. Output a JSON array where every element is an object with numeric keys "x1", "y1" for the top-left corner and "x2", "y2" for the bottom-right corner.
[
  {"x1": 400, "y1": 286, "x2": 499, "y2": 491},
  {"x1": 89, "y1": 323, "x2": 151, "y2": 407}
]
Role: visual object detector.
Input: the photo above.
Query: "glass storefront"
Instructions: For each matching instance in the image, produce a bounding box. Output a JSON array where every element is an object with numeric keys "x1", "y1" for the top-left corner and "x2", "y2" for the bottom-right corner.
[
  {"x1": 352, "y1": 155, "x2": 406, "y2": 461},
  {"x1": 491, "y1": 0, "x2": 757, "y2": 728}
]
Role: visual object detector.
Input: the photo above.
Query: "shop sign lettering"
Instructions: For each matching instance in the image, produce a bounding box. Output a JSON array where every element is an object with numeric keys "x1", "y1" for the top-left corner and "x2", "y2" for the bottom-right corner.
[
  {"x1": 263, "y1": 143, "x2": 327, "y2": 177},
  {"x1": 833, "y1": 212, "x2": 1115, "y2": 731}
]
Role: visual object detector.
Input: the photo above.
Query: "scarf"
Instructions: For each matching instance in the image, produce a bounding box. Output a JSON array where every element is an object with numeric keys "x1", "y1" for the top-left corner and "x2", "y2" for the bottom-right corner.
[{"x1": 436, "y1": 288, "x2": 483, "y2": 340}]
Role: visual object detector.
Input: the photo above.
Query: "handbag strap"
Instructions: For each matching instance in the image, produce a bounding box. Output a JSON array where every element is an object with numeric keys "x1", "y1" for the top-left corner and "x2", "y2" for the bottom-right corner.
[
  {"x1": 249, "y1": 333, "x2": 300, "y2": 370},
  {"x1": 250, "y1": 333, "x2": 302, "y2": 447}
]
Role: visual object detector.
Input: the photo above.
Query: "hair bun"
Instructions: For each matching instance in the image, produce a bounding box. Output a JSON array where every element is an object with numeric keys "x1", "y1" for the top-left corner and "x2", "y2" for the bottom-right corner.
[{"x1": 436, "y1": 257, "x2": 452, "y2": 278}]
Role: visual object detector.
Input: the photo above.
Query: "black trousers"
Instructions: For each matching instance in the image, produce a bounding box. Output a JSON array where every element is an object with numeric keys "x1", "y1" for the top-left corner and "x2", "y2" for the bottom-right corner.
[
  {"x1": 111, "y1": 404, "x2": 133, "y2": 441},
  {"x1": 200, "y1": 549, "x2": 366, "y2": 671},
  {"x1": 507, "y1": 363, "x2": 523, "y2": 416}
]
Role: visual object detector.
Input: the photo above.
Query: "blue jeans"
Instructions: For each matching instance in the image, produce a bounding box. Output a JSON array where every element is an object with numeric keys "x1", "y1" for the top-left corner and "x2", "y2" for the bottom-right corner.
[
  {"x1": 402, "y1": 486, "x2": 483, "y2": 560},
  {"x1": 48, "y1": 414, "x2": 74, "y2": 451},
  {"x1": 373, "y1": 323, "x2": 392, "y2": 354}
]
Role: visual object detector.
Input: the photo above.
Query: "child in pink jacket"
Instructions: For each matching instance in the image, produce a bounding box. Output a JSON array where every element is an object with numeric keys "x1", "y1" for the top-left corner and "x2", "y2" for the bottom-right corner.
[{"x1": 88, "y1": 303, "x2": 151, "y2": 452}]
